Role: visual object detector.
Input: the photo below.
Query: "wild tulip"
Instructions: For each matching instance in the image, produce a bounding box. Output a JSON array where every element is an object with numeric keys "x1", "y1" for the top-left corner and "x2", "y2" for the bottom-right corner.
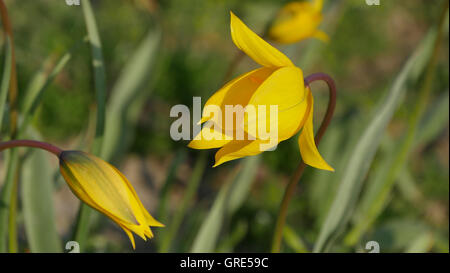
[
  {"x1": 0, "y1": 140, "x2": 163, "y2": 249},
  {"x1": 188, "y1": 12, "x2": 333, "y2": 171}
]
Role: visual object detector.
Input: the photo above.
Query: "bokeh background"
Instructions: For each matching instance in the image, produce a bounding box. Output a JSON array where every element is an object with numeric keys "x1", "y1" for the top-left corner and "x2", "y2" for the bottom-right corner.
[{"x1": 0, "y1": 0, "x2": 448, "y2": 253}]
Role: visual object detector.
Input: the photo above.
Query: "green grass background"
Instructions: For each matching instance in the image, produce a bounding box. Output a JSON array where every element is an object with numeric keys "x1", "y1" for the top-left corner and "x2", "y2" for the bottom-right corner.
[{"x1": 0, "y1": 0, "x2": 448, "y2": 253}]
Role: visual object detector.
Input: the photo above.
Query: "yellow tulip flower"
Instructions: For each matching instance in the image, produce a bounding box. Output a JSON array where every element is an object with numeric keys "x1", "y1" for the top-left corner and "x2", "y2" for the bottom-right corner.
[
  {"x1": 269, "y1": 0, "x2": 329, "y2": 44},
  {"x1": 188, "y1": 12, "x2": 333, "y2": 172},
  {"x1": 59, "y1": 150, "x2": 164, "y2": 249}
]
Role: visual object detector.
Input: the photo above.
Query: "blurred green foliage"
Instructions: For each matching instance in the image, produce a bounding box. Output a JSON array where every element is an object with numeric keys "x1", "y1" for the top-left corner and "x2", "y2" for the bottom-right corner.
[{"x1": 0, "y1": 0, "x2": 448, "y2": 253}]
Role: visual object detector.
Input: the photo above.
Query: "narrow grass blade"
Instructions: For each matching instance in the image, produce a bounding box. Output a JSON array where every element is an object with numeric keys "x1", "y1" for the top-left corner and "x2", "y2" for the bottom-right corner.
[
  {"x1": 415, "y1": 90, "x2": 449, "y2": 146},
  {"x1": 190, "y1": 156, "x2": 260, "y2": 253},
  {"x1": 0, "y1": 37, "x2": 11, "y2": 132},
  {"x1": 101, "y1": 29, "x2": 161, "y2": 161},
  {"x1": 342, "y1": 5, "x2": 448, "y2": 247},
  {"x1": 369, "y1": 219, "x2": 431, "y2": 252},
  {"x1": 18, "y1": 52, "x2": 72, "y2": 137},
  {"x1": 0, "y1": 149, "x2": 18, "y2": 252},
  {"x1": 406, "y1": 233, "x2": 434, "y2": 253},
  {"x1": 217, "y1": 220, "x2": 248, "y2": 252},
  {"x1": 313, "y1": 28, "x2": 438, "y2": 253},
  {"x1": 6, "y1": 48, "x2": 70, "y2": 254},
  {"x1": 345, "y1": 90, "x2": 449, "y2": 246},
  {"x1": 21, "y1": 148, "x2": 61, "y2": 252},
  {"x1": 157, "y1": 150, "x2": 186, "y2": 222},
  {"x1": 82, "y1": 0, "x2": 106, "y2": 155},
  {"x1": 159, "y1": 153, "x2": 207, "y2": 253},
  {"x1": 283, "y1": 225, "x2": 309, "y2": 253}
]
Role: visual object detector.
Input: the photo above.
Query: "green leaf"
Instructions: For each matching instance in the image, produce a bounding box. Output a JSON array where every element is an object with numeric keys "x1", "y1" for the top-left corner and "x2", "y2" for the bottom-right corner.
[
  {"x1": 344, "y1": 9, "x2": 448, "y2": 246},
  {"x1": 159, "y1": 153, "x2": 208, "y2": 253},
  {"x1": 345, "y1": 90, "x2": 449, "y2": 246},
  {"x1": 0, "y1": 37, "x2": 11, "y2": 132},
  {"x1": 369, "y1": 219, "x2": 431, "y2": 252},
  {"x1": 0, "y1": 149, "x2": 18, "y2": 252},
  {"x1": 283, "y1": 225, "x2": 309, "y2": 253},
  {"x1": 21, "y1": 149, "x2": 61, "y2": 252},
  {"x1": 101, "y1": 29, "x2": 161, "y2": 162},
  {"x1": 190, "y1": 156, "x2": 260, "y2": 253},
  {"x1": 82, "y1": 0, "x2": 106, "y2": 156},
  {"x1": 405, "y1": 233, "x2": 434, "y2": 253},
  {"x1": 217, "y1": 220, "x2": 248, "y2": 252},
  {"x1": 313, "y1": 28, "x2": 438, "y2": 253},
  {"x1": 157, "y1": 150, "x2": 186, "y2": 222},
  {"x1": 415, "y1": 90, "x2": 449, "y2": 146},
  {"x1": 307, "y1": 121, "x2": 356, "y2": 226},
  {"x1": 18, "y1": 52, "x2": 72, "y2": 137}
]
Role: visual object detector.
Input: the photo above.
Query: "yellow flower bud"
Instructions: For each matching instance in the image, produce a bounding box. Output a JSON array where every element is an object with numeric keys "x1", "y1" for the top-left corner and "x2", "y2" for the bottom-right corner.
[
  {"x1": 269, "y1": 0, "x2": 329, "y2": 44},
  {"x1": 59, "y1": 151, "x2": 163, "y2": 249}
]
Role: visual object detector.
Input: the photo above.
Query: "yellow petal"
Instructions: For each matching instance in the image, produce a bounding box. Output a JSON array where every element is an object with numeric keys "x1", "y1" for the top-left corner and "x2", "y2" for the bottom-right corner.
[
  {"x1": 213, "y1": 139, "x2": 276, "y2": 167},
  {"x1": 230, "y1": 11, "x2": 293, "y2": 67},
  {"x1": 246, "y1": 66, "x2": 307, "y2": 141},
  {"x1": 188, "y1": 121, "x2": 232, "y2": 149},
  {"x1": 59, "y1": 151, "x2": 163, "y2": 247},
  {"x1": 313, "y1": 0, "x2": 324, "y2": 11},
  {"x1": 60, "y1": 162, "x2": 133, "y2": 225},
  {"x1": 198, "y1": 67, "x2": 275, "y2": 142},
  {"x1": 298, "y1": 91, "x2": 334, "y2": 171},
  {"x1": 313, "y1": 30, "x2": 329, "y2": 43},
  {"x1": 60, "y1": 152, "x2": 139, "y2": 223},
  {"x1": 111, "y1": 164, "x2": 165, "y2": 228},
  {"x1": 118, "y1": 223, "x2": 136, "y2": 249},
  {"x1": 200, "y1": 67, "x2": 274, "y2": 125}
]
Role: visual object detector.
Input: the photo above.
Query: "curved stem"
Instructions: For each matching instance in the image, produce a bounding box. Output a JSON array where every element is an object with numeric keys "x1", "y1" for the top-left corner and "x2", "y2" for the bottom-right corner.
[
  {"x1": 0, "y1": 140, "x2": 63, "y2": 157},
  {"x1": 271, "y1": 73, "x2": 336, "y2": 253}
]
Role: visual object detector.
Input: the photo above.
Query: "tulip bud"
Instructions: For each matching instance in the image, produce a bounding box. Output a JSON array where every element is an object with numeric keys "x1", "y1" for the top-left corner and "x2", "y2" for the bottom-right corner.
[{"x1": 59, "y1": 150, "x2": 163, "y2": 249}]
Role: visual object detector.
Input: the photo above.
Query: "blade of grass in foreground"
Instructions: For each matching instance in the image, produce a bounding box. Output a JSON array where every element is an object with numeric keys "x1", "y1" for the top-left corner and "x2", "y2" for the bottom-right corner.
[
  {"x1": 18, "y1": 52, "x2": 72, "y2": 137},
  {"x1": 0, "y1": 149, "x2": 18, "y2": 252},
  {"x1": 12, "y1": 49, "x2": 72, "y2": 253},
  {"x1": 0, "y1": 0, "x2": 19, "y2": 252},
  {"x1": 283, "y1": 225, "x2": 309, "y2": 253},
  {"x1": 351, "y1": 91, "x2": 449, "y2": 232},
  {"x1": 345, "y1": 90, "x2": 449, "y2": 246},
  {"x1": 313, "y1": 24, "x2": 440, "y2": 253},
  {"x1": 157, "y1": 150, "x2": 186, "y2": 222},
  {"x1": 0, "y1": 37, "x2": 11, "y2": 131},
  {"x1": 101, "y1": 29, "x2": 161, "y2": 162},
  {"x1": 159, "y1": 153, "x2": 207, "y2": 253},
  {"x1": 406, "y1": 233, "x2": 434, "y2": 253},
  {"x1": 73, "y1": 0, "x2": 107, "y2": 251},
  {"x1": 343, "y1": 4, "x2": 448, "y2": 248},
  {"x1": 22, "y1": 146, "x2": 61, "y2": 252},
  {"x1": 190, "y1": 156, "x2": 260, "y2": 253},
  {"x1": 369, "y1": 219, "x2": 432, "y2": 252}
]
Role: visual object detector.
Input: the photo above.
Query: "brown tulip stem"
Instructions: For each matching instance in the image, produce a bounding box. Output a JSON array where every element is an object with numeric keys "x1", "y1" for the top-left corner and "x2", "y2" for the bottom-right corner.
[
  {"x1": 271, "y1": 73, "x2": 336, "y2": 253},
  {"x1": 0, "y1": 140, "x2": 63, "y2": 157}
]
